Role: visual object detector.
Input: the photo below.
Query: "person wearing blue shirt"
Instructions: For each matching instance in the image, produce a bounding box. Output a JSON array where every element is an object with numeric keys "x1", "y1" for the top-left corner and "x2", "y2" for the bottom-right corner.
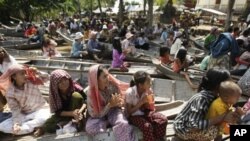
[
  {"x1": 71, "y1": 32, "x2": 88, "y2": 57},
  {"x1": 87, "y1": 32, "x2": 103, "y2": 62}
]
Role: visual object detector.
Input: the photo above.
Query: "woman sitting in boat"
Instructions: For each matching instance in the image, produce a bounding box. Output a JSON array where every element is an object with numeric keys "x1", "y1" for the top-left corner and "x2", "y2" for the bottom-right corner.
[
  {"x1": 43, "y1": 69, "x2": 86, "y2": 134},
  {"x1": 42, "y1": 38, "x2": 61, "y2": 58},
  {"x1": 174, "y1": 69, "x2": 238, "y2": 141},
  {"x1": 207, "y1": 32, "x2": 240, "y2": 70},
  {"x1": 0, "y1": 64, "x2": 50, "y2": 136},
  {"x1": 71, "y1": 32, "x2": 88, "y2": 58},
  {"x1": 125, "y1": 71, "x2": 168, "y2": 141},
  {"x1": 87, "y1": 31, "x2": 103, "y2": 62},
  {"x1": 85, "y1": 64, "x2": 135, "y2": 141},
  {"x1": 0, "y1": 47, "x2": 17, "y2": 75},
  {"x1": 111, "y1": 37, "x2": 130, "y2": 72},
  {"x1": 172, "y1": 48, "x2": 198, "y2": 89}
]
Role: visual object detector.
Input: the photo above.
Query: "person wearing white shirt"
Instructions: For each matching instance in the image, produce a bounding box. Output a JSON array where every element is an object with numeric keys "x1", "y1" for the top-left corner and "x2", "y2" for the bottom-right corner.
[
  {"x1": 121, "y1": 32, "x2": 136, "y2": 55},
  {"x1": 170, "y1": 32, "x2": 183, "y2": 56}
]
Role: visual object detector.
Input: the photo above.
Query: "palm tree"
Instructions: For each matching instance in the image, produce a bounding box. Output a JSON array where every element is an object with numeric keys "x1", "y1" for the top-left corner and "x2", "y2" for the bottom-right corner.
[
  {"x1": 224, "y1": 0, "x2": 235, "y2": 31},
  {"x1": 147, "y1": 0, "x2": 153, "y2": 27}
]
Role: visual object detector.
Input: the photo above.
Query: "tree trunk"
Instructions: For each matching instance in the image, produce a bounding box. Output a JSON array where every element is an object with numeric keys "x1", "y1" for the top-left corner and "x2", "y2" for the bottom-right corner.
[
  {"x1": 90, "y1": 0, "x2": 93, "y2": 19},
  {"x1": 78, "y1": 0, "x2": 82, "y2": 22},
  {"x1": 147, "y1": 0, "x2": 153, "y2": 27},
  {"x1": 97, "y1": 0, "x2": 103, "y2": 15},
  {"x1": 22, "y1": 0, "x2": 31, "y2": 22},
  {"x1": 118, "y1": 0, "x2": 124, "y2": 27},
  {"x1": 143, "y1": 0, "x2": 147, "y2": 16},
  {"x1": 224, "y1": 0, "x2": 235, "y2": 31}
]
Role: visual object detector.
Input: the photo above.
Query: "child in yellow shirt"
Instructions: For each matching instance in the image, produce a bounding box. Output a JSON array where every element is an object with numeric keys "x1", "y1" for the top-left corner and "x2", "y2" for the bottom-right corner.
[{"x1": 206, "y1": 81, "x2": 243, "y2": 141}]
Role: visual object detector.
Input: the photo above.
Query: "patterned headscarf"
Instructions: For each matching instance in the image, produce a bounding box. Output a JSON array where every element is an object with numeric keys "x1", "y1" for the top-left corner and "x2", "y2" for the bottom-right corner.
[
  {"x1": 88, "y1": 64, "x2": 129, "y2": 116},
  {"x1": 0, "y1": 64, "x2": 45, "y2": 95},
  {"x1": 0, "y1": 64, "x2": 24, "y2": 95},
  {"x1": 49, "y1": 69, "x2": 74, "y2": 113}
]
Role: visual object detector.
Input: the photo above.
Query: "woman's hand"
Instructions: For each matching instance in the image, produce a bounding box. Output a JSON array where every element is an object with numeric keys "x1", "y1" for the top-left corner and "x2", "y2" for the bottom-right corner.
[
  {"x1": 109, "y1": 94, "x2": 123, "y2": 108},
  {"x1": 72, "y1": 109, "x2": 83, "y2": 121},
  {"x1": 139, "y1": 96, "x2": 149, "y2": 106}
]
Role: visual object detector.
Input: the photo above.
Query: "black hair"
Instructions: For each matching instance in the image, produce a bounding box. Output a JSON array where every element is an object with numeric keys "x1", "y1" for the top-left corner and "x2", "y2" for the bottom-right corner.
[
  {"x1": 159, "y1": 47, "x2": 170, "y2": 57},
  {"x1": 246, "y1": 44, "x2": 250, "y2": 52},
  {"x1": 227, "y1": 26, "x2": 233, "y2": 33},
  {"x1": 168, "y1": 31, "x2": 175, "y2": 36},
  {"x1": 233, "y1": 27, "x2": 240, "y2": 33},
  {"x1": 198, "y1": 69, "x2": 230, "y2": 92},
  {"x1": 130, "y1": 71, "x2": 150, "y2": 87},
  {"x1": 97, "y1": 65, "x2": 105, "y2": 79},
  {"x1": 236, "y1": 39, "x2": 244, "y2": 47},
  {"x1": 176, "y1": 49, "x2": 187, "y2": 64},
  {"x1": 139, "y1": 32, "x2": 145, "y2": 37},
  {"x1": 112, "y1": 37, "x2": 122, "y2": 54},
  {"x1": 242, "y1": 30, "x2": 249, "y2": 37}
]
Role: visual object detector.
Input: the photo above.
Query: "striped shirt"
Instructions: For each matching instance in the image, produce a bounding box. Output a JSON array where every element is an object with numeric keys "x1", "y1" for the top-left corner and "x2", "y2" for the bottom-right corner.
[{"x1": 173, "y1": 90, "x2": 216, "y2": 135}]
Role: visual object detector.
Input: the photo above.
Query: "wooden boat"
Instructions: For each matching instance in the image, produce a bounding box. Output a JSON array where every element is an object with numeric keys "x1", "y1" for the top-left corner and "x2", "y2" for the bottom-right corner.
[
  {"x1": 149, "y1": 38, "x2": 206, "y2": 62},
  {"x1": 189, "y1": 36, "x2": 205, "y2": 50},
  {"x1": 1, "y1": 42, "x2": 41, "y2": 50},
  {"x1": 1, "y1": 100, "x2": 186, "y2": 141},
  {"x1": 23, "y1": 59, "x2": 164, "y2": 78},
  {"x1": 56, "y1": 30, "x2": 73, "y2": 44},
  {"x1": 0, "y1": 37, "x2": 29, "y2": 46},
  {"x1": 0, "y1": 28, "x2": 24, "y2": 37}
]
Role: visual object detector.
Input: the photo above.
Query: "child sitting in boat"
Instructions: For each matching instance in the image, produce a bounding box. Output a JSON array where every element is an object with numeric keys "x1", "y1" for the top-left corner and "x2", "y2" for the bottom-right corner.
[
  {"x1": 172, "y1": 48, "x2": 198, "y2": 89},
  {"x1": 206, "y1": 81, "x2": 243, "y2": 141},
  {"x1": 159, "y1": 47, "x2": 172, "y2": 65},
  {"x1": 121, "y1": 32, "x2": 136, "y2": 56},
  {"x1": 111, "y1": 37, "x2": 130, "y2": 72},
  {"x1": 42, "y1": 38, "x2": 61, "y2": 58},
  {"x1": 0, "y1": 64, "x2": 50, "y2": 136},
  {"x1": 71, "y1": 32, "x2": 88, "y2": 58},
  {"x1": 125, "y1": 71, "x2": 168, "y2": 141}
]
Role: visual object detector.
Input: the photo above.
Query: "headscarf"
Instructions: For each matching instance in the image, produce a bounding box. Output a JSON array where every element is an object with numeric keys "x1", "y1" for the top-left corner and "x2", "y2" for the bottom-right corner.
[
  {"x1": 0, "y1": 64, "x2": 24, "y2": 95},
  {"x1": 88, "y1": 64, "x2": 129, "y2": 116},
  {"x1": 49, "y1": 69, "x2": 74, "y2": 113},
  {"x1": 0, "y1": 64, "x2": 44, "y2": 95}
]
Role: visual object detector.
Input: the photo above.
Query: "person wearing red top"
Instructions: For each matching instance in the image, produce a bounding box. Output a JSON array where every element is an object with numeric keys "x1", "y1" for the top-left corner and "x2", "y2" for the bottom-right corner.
[{"x1": 24, "y1": 24, "x2": 37, "y2": 38}]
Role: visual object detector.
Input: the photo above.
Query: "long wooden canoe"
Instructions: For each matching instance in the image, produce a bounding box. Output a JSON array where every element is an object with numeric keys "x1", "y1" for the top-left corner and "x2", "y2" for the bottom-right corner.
[
  {"x1": 56, "y1": 30, "x2": 73, "y2": 44},
  {"x1": 23, "y1": 58, "x2": 165, "y2": 78},
  {"x1": 0, "y1": 28, "x2": 24, "y2": 37},
  {"x1": 1, "y1": 42, "x2": 42, "y2": 50}
]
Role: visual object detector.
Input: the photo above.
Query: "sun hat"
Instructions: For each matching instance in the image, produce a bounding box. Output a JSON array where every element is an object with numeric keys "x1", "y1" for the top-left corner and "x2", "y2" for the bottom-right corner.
[
  {"x1": 125, "y1": 32, "x2": 134, "y2": 39},
  {"x1": 74, "y1": 32, "x2": 83, "y2": 40},
  {"x1": 102, "y1": 25, "x2": 108, "y2": 29}
]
